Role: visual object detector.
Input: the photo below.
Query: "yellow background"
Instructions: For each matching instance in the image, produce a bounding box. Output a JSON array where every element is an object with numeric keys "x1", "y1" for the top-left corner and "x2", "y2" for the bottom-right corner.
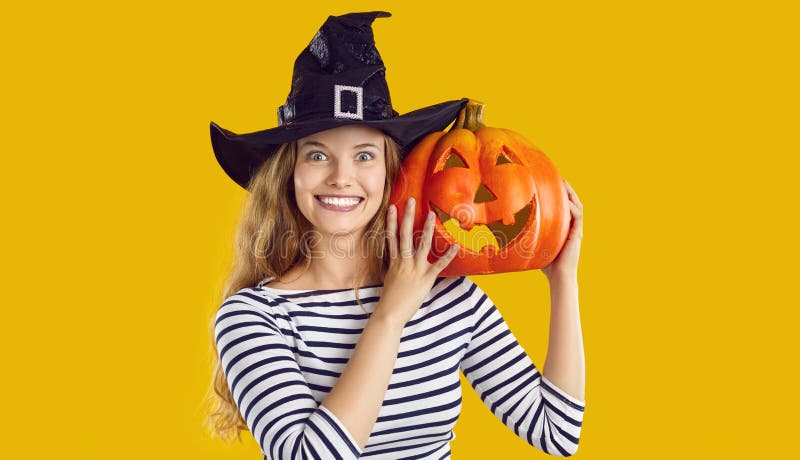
[{"x1": 2, "y1": 0, "x2": 797, "y2": 458}]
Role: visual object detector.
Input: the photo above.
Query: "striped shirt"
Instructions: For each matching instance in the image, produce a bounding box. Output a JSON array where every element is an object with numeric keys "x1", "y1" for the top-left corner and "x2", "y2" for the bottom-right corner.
[{"x1": 214, "y1": 275, "x2": 585, "y2": 459}]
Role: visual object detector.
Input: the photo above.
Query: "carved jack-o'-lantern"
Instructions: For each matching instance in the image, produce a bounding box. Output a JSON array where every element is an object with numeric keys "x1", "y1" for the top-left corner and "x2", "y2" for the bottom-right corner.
[{"x1": 389, "y1": 100, "x2": 571, "y2": 276}]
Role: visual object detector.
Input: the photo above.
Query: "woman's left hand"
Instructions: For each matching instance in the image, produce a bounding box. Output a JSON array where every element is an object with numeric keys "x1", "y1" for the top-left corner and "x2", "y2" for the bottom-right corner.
[{"x1": 541, "y1": 179, "x2": 583, "y2": 282}]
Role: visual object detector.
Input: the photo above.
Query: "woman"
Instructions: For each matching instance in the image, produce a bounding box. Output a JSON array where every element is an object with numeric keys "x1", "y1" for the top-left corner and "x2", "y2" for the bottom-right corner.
[{"x1": 207, "y1": 11, "x2": 586, "y2": 459}]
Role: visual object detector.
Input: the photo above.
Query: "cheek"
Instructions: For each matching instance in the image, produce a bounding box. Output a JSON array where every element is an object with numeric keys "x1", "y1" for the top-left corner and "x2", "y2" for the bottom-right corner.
[
  {"x1": 293, "y1": 166, "x2": 319, "y2": 195},
  {"x1": 292, "y1": 171, "x2": 318, "y2": 215},
  {"x1": 364, "y1": 165, "x2": 387, "y2": 196},
  {"x1": 293, "y1": 176, "x2": 305, "y2": 194}
]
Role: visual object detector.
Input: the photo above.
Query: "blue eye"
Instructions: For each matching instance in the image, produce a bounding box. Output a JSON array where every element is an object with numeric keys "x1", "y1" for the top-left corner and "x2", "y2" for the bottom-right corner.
[
  {"x1": 308, "y1": 151, "x2": 326, "y2": 161},
  {"x1": 357, "y1": 152, "x2": 374, "y2": 161}
]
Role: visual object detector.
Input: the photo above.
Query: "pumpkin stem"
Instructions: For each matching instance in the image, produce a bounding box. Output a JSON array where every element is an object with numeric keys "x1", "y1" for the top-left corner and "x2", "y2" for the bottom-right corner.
[{"x1": 453, "y1": 99, "x2": 486, "y2": 131}]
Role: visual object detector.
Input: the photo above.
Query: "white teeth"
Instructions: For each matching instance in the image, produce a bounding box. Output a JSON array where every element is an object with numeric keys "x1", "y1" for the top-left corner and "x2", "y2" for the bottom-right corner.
[{"x1": 319, "y1": 196, "x2": 360, "y2": 207}]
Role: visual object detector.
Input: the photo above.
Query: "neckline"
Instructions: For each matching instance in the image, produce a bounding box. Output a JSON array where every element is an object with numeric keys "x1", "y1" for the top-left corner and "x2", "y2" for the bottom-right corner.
[{"x1": 256, "y1": 276, "x2": 384, "y2": 294}]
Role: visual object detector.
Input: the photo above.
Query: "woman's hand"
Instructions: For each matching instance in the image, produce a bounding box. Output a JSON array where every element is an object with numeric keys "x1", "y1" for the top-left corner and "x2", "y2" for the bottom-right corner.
[
  {"x1": 376, "y1": 197, "x2": 459, "y2": 326},
  {"x1": 542, "y1": 180, "x2": 583, "y2": 282}
]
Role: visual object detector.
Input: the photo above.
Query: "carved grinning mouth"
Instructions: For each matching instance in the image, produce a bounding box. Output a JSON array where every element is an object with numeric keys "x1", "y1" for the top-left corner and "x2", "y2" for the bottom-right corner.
[{"x1": 430, "y1": 201, "x2": 533, "y2": 252}]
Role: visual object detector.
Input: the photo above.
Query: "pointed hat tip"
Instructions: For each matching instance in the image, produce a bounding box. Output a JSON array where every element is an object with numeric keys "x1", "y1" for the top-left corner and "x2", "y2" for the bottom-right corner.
[{"x1": 335, "y1": 11, "x2": 391, "y2": 22}]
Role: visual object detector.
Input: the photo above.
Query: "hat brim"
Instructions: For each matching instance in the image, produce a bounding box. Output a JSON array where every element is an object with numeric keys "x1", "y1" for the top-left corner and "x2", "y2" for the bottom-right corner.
[{"x1": 210, "y1": 98, "x2": 468, "y2": 190}]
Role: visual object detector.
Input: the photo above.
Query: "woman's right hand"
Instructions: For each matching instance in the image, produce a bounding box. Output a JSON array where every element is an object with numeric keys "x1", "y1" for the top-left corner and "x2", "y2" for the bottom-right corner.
[{"x1": 376, "y1": 197, "x2": 460, "y2": 326}]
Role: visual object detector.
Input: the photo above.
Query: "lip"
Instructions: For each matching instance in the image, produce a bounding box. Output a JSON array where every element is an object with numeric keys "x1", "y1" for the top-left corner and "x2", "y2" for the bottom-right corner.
[{"x1": 315, "y1": 195, "x2": 364, "y2": 212}]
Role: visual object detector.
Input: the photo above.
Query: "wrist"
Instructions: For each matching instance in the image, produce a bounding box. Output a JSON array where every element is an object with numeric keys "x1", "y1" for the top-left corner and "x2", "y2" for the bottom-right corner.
[
  {"x1": 369, "y1": 304, "x2": 408, "y2": 331},
  {"x1": 547, "y1": 271, "x2": 578, "y2": 286}
]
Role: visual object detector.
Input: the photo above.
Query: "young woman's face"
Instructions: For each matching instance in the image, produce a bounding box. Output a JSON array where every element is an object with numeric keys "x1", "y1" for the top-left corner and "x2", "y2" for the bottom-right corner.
[{"x1": 294, "y1": 124, "x2": 387, "y2": 239}]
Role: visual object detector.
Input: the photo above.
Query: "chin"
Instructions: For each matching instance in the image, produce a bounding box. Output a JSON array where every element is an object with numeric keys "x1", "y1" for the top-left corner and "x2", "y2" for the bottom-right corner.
[{"x1": 314, "y1": 223, "x2": 369, "y2": 240}]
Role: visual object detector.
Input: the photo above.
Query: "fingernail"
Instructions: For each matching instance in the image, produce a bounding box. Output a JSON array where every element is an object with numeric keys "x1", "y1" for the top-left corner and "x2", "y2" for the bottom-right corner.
[
  {"x1": 427, "y1": 210, "x2": 434, "y2": 220},
  {"x1": 408, "y1": 197, "x2": 415, "y2": 206}
]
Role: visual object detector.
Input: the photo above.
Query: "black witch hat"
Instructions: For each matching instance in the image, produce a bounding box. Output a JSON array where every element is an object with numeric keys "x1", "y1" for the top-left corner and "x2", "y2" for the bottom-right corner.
[{"x1": 210, "y1": 11, "x2": 467, "y2": 190}]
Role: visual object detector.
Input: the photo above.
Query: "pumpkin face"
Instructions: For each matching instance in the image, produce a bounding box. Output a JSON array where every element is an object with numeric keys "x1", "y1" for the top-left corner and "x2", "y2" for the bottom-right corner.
[{"x1": 389, "y1": 101, "x2": 570, "y2": 276}]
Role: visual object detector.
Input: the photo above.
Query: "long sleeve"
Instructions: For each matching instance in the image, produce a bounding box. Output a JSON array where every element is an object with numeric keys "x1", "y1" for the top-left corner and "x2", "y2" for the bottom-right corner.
[
  {"x1": 459, "y1": 279, "x2": 586, "y2": 457},
  {"x1": 214, "y1": 293, "x2": 363, "y2": 459}
]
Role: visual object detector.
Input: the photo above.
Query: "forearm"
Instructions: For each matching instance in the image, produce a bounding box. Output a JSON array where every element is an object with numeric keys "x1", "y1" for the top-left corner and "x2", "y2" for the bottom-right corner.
[
  {"x1": 542, "y1": 274, "x2": 586, "y2": 401},
  {"x1": 321, "y1": 306, "x2": 404, "y2": 450}
]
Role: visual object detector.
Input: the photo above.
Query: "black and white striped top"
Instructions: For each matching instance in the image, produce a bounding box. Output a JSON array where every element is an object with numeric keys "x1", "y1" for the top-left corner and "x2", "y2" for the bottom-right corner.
[{"x1": 214, "y1": 275, "x2": 585, "y2": 459}]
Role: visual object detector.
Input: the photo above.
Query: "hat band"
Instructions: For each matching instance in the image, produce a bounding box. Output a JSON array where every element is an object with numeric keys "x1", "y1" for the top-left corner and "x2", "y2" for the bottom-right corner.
[{"x1": 278, "y1": 89, "x2": 396, "y2": 126}]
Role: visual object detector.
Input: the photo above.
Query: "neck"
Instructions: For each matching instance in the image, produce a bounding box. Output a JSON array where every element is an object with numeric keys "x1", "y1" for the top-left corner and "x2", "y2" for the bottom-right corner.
[{"x1": 298, "y1": 229, "x2": 382, "y2": 289}]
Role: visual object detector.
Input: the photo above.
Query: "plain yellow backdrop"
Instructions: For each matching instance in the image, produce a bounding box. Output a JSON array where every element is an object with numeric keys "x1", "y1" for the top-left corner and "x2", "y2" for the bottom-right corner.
[{"x1": 2, "y1": 0, "x2": 797, "y2": 458}]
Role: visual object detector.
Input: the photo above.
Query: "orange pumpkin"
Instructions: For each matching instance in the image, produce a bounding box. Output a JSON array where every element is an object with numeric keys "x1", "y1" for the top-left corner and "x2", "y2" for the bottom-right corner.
[{"x1": 389, "y1": 100, "x2": 571, "y2": 276}]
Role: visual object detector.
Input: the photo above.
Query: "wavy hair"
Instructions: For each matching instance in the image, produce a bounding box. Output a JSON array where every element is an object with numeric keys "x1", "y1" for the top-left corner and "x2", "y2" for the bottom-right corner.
[{"x1": 203, "y1": 131, "x2": 402, "y2": 443}]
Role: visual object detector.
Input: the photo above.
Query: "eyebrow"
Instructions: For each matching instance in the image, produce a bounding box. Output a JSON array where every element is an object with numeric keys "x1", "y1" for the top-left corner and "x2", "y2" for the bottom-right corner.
[{"x1": 299, "y1": 140, "x2": 381, "y2": 150}]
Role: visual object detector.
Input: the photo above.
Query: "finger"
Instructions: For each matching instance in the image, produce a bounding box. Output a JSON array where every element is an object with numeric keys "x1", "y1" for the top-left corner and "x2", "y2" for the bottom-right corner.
[
  {"x1": 569, "y1": 200, "x2": 583, "y2": 221},
  {"x1": 564, "y1": 180, "x2": 583, "y2": 208},
  {"x1": 399, "y1": 197, "x2": 416, "y2": 258},
  {"x1": 386, "y1": 204, "x2": 398, "y2": 259},
  {"x1": 567, "y1": 202, "x2": 583, "y2": 237},
  {"x1": 431, "y1": 244, "x2": 460, "y2": 273},
  {"x1": 415, "y1": 210, "x2": 435, "y2": 266}
]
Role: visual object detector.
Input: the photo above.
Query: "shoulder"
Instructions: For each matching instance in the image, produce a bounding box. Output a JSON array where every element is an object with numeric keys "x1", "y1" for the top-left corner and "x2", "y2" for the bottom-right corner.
[
  {"x1": 214, "y1": 286, "x2": 280, "y2": 325},
  {"x1": 427, "y1": 276, "x2": 486, "y2": 308},
  {"x1": 438, "y1": 275, "x2": 483, "y2": 293}
]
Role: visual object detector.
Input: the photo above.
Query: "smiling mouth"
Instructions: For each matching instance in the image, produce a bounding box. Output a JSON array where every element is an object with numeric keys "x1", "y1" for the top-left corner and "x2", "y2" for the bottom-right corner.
[
  {"x1": 315, "y1": 195, "x2": 364, "y2": 210},
  {"x1": 431, "y1": 202, "x2": 533, "y2": 252}
]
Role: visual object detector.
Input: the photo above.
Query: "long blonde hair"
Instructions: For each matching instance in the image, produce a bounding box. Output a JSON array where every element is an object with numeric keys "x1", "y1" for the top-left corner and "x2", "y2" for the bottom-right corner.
[{"x1": 204, "y1": 131, "x2": 402, "y2": 443}]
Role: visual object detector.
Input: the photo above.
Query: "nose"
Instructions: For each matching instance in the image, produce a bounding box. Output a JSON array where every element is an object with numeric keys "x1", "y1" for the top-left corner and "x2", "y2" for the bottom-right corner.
[{"x1": 327, "y1": 158, "x2": 355, "y2": 188}]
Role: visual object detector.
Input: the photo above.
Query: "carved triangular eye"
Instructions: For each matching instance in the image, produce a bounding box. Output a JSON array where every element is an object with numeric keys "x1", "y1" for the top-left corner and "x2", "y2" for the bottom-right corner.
[
  {"x1": 496, "y1": 152, "x2": 512, "y2": 165},
  {"x1": 443, "y1": 152, "x2": 468, "y2": 169},
  {"x1": 474, "y1": 183, "x2": 497, "y2": 203}
]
